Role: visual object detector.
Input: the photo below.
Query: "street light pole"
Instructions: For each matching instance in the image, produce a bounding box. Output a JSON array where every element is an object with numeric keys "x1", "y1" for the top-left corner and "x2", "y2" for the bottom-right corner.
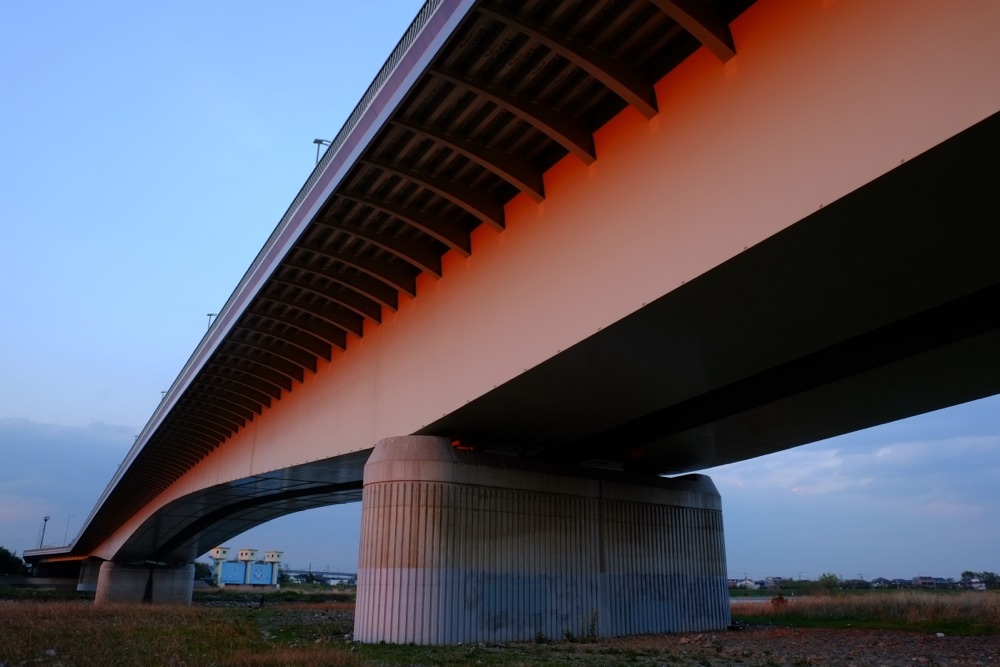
[
  {"x1": 64, "y1": 514, "x2": 75, "y2": 544},
  {"x1": 313, "y1": 138, "x2": 332, "y2": 165},
  {"x1": 38, "y1": 515, "x2": 50, "y2": 548}
]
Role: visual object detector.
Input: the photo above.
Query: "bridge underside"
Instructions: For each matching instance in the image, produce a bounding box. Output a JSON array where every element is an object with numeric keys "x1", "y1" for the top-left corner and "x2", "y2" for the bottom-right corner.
[
  {"x1": 28, "y1": 1, "x2": 1000, "y2": 642},
  {"x1": 111, "y1": 451, "x2": 367, "y2": 563},
  {"x1": 111, "y1": 109, "x2": 1000, "y2": 567},
  {"x1": 423, "y1": 109, "x2": 1000, "y2": 472}
]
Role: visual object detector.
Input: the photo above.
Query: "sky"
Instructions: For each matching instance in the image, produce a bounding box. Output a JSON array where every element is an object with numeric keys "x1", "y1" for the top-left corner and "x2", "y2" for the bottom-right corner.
[{"x1": 1, "y1": 2, "x2": 998, "y2": 581}]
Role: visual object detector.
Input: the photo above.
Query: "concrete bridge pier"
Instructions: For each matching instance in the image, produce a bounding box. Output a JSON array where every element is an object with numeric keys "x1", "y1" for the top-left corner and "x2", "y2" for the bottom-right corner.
[
  {"x1": 94, "y1": 561, "x2": 194, "y2": 604},
  {"x1": 76, "y1": 557, "x2": 102, "y2": 593},
  {"x1": 354, "y1": 436, "x2": 729, "y2": 644}
]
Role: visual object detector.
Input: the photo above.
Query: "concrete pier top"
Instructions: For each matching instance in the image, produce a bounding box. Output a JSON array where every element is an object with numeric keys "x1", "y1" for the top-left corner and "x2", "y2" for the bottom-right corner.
[{"x1": 366, "y1": 435, "x2": 722, "y2": 510}]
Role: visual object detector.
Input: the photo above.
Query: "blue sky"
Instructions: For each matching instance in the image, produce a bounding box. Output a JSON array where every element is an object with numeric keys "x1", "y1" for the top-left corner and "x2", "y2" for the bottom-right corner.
[{"x1": 1, "y1": 1, "x2": 997, "y2": 580}]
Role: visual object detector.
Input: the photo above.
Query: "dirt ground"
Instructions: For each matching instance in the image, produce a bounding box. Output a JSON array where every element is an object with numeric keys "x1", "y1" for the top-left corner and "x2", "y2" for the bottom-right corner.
[
  {"x1": 592, "y1": 626, "x2": 1000, "y2": 666},
  {"x1": 200, "y1": 598, "x2": 1000, "y2": 666}
]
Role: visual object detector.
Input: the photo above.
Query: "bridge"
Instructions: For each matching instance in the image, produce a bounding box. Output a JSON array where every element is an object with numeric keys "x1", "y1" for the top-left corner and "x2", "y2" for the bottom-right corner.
[{"x1": 25, "y1": 0, "x2": 1000, "y2": 643}]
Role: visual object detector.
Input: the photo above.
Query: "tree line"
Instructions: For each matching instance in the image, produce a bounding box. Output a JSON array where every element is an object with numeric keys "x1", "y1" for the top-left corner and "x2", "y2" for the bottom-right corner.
[
  {"x1": 961, "y1": 571, "x2": 999, "y2": 588},
  {"x1": 0, "y1": 547, "x2": 28, "y2": 576}
]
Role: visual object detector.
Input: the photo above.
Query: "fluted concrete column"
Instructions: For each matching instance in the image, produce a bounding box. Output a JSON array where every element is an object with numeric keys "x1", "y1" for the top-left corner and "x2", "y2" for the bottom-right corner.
[
  {"x1": 355, "y1": 435, "x2": 729, "y2": 644},
  {"x1": 94, "y1": 561, "x2": 194, "y2": 604},
  {"x1": 76, "y1": 557, "x2": 103, "y2": 593}
]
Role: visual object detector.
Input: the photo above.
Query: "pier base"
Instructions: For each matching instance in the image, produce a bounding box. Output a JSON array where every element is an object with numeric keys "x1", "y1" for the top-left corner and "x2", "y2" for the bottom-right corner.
[
  {"x1": 94, "y1": 561, "x2": 194, "y2": 604},
  {"x1": 76, "y1": 557, "x2": 102, "y2": 593},
  {"x1": 354, "y1": 436, "x2": 729, "y2": 644}
]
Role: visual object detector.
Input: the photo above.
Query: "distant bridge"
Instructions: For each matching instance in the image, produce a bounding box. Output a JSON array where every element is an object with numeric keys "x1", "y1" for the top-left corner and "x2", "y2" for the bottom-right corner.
[
  {"x1": 285, "y1": 570, "x2": 357, "y2": 580},
  {"x1": 26, "y1": 0, "x2": 1000, "y2": 643}
]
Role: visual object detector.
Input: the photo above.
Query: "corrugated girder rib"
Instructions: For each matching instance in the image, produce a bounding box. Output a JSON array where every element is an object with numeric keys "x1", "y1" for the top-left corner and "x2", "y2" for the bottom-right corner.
[
  {"x1": 430, "y1": 69, "x2": 597, "y2": 164},
  {"x1": 649, "y1": 0, "x2": 737, "y2": 62},
  {"x1": 476, "y1": 4, "x2": 659, "y2": 119},
  {"x1": 275, "y1": 269, "x2": 382, "y2": 326},
  {"x1": 202, "y1": 365, "x2": 284, "y2": 400},
  {"x1": 392, "y1": 119, "x2": 546, "y2": 202},
  {"x1": 359, "y1": 157, "x2": 505, "y2": 231},
  {"x1": 315, "y1": 216, "x2": 444, "y2": 277},
  {"x1": 235, "y1": 317, "x2": 333, "y2": 361}
]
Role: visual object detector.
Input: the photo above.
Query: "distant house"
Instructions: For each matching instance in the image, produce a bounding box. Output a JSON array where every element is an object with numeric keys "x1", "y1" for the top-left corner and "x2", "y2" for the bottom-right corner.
[
  {"x1": 870, "y1": 577, "x2": 894, "y2": 588},
  {"x1": 912, "y1": 576, "x2": 936, "y2": 588},
  {"x1": 961, "y1": 578, "x2": 987, "y2": 591},
  {"x1": 765, "y1": 576, "x2": 784, "y2": 590}
]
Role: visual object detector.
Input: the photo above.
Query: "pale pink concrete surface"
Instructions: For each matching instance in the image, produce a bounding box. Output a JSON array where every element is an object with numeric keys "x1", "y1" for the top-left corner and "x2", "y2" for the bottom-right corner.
[{"x1": 91, "y1": 0, "x2": 1000, "y2": 560}]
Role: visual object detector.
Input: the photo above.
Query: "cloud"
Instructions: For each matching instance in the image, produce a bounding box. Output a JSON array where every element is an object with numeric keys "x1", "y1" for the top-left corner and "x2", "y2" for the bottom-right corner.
[
  {"x1": 708, "y1": 431, "x2": 1000, "y2": 502},
  {"x1": 707, "y1": 396, "x2": 1000, "y2": 579},
  {"x1": 707, "y1": 447, "x2": 870, "y2": 496},
  {"x1": 0, "y1": 419, "x2": 132, "y2": 551}
]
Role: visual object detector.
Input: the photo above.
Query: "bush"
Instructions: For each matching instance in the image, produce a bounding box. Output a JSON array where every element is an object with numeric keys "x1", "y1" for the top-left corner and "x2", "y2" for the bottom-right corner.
[{"x1": 0, "y1": 547, "x2": 27, "y2": 576}]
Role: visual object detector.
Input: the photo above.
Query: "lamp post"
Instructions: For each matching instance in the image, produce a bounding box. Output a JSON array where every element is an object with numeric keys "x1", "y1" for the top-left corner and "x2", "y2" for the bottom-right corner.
[
  {"x1": 38, "y1": 515, "x2": 50, "y2": 548},
  {"x1": 207, "y1": 313, "x2": 217, "y2": 330},
  {"x1": 64, "y1": 514, "x2": 75, "y2": 544},
  {"x1": 313, "y1": 138, "x2": 332, "y2": 165}
]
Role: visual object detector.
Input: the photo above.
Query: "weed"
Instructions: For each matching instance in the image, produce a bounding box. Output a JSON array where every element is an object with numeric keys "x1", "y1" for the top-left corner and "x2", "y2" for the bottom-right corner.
[
  {"x1": 731, "y1": 591, "x2": 1000, "y2": 635},
  {"x1": 587, "y1": 609, "x2": 599, "y2": 641}
]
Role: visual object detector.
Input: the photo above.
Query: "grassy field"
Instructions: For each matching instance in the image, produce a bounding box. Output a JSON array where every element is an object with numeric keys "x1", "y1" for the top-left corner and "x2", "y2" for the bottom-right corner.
[
  {"x1": 0, "y1": 590, "x2": 997, "y2": 666},
  {"x1": 731, "y1": 590, "x2": 1000, "y2": 636}
]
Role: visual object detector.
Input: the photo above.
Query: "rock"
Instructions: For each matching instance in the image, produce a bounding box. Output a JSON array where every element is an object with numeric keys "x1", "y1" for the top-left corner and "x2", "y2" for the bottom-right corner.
[
  {"x1": 936, "y1": 633, "x2": 946, "y2": 638},
  {"x1": 45, "y1": 649, "x2": 57, "y2": 657}
]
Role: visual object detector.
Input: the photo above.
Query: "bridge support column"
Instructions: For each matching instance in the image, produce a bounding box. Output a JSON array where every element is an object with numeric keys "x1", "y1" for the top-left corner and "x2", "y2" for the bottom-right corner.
[
  {"x1": 76, "y1": 557, "x2": 103, "y2": 593},
  {"x1": 355, "y1": 436, "x2": 729, "y2": 644},
  {"x1": 94, "y1": 561, "x2": 194, "y2": 605}
]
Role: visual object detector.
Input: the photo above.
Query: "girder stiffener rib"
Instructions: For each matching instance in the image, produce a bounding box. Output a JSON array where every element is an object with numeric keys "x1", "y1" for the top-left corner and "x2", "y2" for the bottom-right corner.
[{"x1": 477, "y1": 5, "x2": 659, "y2": 119}]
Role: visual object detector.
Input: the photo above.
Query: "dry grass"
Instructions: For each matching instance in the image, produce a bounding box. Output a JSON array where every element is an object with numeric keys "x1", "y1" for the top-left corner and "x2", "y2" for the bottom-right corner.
[
  {"x1": 1, "y1": 601, "x2": 244, "y2": 666},
  {"x1": 731, "y1": 591, "x2": 1000, "y2": 634},
  {"x1": 0, "y1": 600, "x2": 365, "y2": 667},
  {"x1": 223, "y1": 647, "x2": 366, "y2": 667},
  {"x1": 3, "y1": 593, "x2": 998, "y2": 666}
]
